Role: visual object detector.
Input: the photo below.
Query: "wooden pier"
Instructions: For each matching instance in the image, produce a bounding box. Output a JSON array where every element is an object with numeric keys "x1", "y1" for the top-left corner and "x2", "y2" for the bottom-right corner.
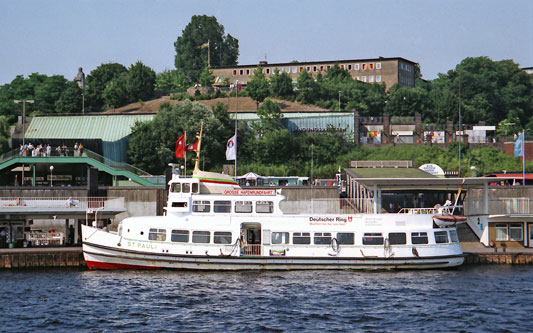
[{"x1": 0, "y1": 247, "x2": 85, "y2": 269}]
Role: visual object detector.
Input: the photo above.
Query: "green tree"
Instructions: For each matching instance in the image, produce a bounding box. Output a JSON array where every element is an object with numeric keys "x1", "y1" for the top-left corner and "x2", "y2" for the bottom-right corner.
[
  {"x1": 155, "y1": 69, "x2": 189, "y2": 94},
  {"x1": 270, "y1": 68, "x2": 294, "y2": 99},
  {"x1": 198, "y1": 67, "x2": 214, "y2": 88},
  {"x1": 256, "y1": 98, "x2": 283, "y2": 132},
  {"x1": 0, "y1": 116, "x2": 10, "y2": 154},
  {"x1": 128, "y1": 100, "x2": 234, "y2": 174},
  {"x1": 126, "y1": 61, "x2": 156, "y2": 102},
  {"x1": 385, "y1": 84, "x2": 429, "y2": 117},
  {"x1": 34, "y1": 75, "x2": 68, "y2": 113},
  {"x1": 246, "y1": 66, "x2": 270, "y2": 108},
  {"x1": 86, "y1": 63, "x2": 127, "y2": 111},
  {"x1": 103, "y1": 74, "x2": 128, "y2": 110},
  {"x1": 296, "y1": 70, "x2": 319, "y2": 105},
  {"x1": 174, "y1": 15, "x2": 239, "y2": 83},
  {"x1": 55, "y1": 81, "x2": 83, "y2": 113}
]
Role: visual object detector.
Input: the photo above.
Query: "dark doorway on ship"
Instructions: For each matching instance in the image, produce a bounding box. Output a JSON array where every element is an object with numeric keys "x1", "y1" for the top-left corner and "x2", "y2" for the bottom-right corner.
[{"x1": 240, "y1": 223, "x2": 261, "y2": 256}]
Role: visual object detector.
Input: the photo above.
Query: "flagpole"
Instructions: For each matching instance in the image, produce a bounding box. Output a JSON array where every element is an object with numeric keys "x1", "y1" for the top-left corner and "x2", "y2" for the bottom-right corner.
[
  {"x1": 184, "y1": 131, "x2": 187, "y2": 176},
  {"x1": 235, "y1": 82, "x2": 238, "y2": 177},
  {"x1": 523, "y1": 129, "x2": 526, "y2": 188},
  {"x1": 207, "y1": 40, "x2": 210, "y2": 68}
]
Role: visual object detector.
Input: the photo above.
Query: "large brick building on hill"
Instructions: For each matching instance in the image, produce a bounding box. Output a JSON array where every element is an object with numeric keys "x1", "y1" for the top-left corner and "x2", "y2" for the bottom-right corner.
[{"x1": 212, "y1": 57, "x2": 417, "y2": 90}]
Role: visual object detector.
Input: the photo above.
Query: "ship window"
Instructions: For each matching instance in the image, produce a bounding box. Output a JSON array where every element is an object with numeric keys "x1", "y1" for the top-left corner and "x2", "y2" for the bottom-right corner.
[
  {"x1": 256, "y1": 201, "x2": 273, "y2": 213},
  {"x1": 411, "y1": 232, "x2": 428, "y2": 244},
  {"x1": 314, "y1": 232, "x2": 332, "y2": 245},
  {"x1": 510, "y1": 223, "x2": 523, "y2": 241},
  {"x1": 235, "y1": 201, "x2": 253, "y2": 213},
  {"x1": 170, "y1": 183, "x2": 181, "y2": 192},
  {"x1": 182, "y1": 183, "x2": 191, "y2": 193},
  {"x1": 337, "y1": 233, "x2": 354, "y2": 245},
  {"x1": 192, "y1": 200, "x2": 210, "y2": 213},
  {"x1": 293, "y1": 232, "x2": 311, "y2": 244},
  {"x1": 214, "y1": 200, "x2": 231, "y2": 213},
  {"x1": 495, "y1": 223, "x2": 508, "y2": 241},
  {"x1": 192, "y1": 183, "x2": 199, "y2": 193},
  {"x1": 388, "y1": 232, "x2": 406, "y2": 245},
  {"x1": 172, "y1": 202, "x2": 187, "y2": 208},
  {"x1": 171, "y1": 230, "x2": 189, "y2": 243},
  {"x1": 214, "y1": 232, "x2": 232, "y2": 244},
  {"x1": 192, "y1": 231, "x2": 210, "y2": 243},
  {"x1": 362, "y1": 233, "x2": 383, "y2": 245},
  {"x1": 434, "y1": 231, "x2": 449, "y2": 244},
  {"x1": 271, "y1": 232, "x2": 289, "y2": 244},
  {"x1": 449, "y1": 229, "x2": 459, "y2": 243},
  {"x1": 149, "y1": 228, "x2": 166, "y2": 241}
]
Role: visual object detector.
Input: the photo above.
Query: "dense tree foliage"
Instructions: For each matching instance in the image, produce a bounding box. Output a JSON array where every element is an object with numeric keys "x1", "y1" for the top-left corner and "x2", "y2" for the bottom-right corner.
[
  {"x1": 55, "y1": 81, "x2": 83, "y2": 113},
  {"x1": 86, "y1": 63, "x2": 127, "y2": 112},
  {"x1": 270, "y1": 69, "x2": 294, "y2": 99},
  {"x1": 155, "y1": 69, "x2": 189, "y2": 94},
  {"x1": 126, "y1": 61, "x2": 156, "y2": 101},
  {"x1": 174, "y1": 15, "x2": 239, "y2": 84},
  {"x1": 246, "y1": 66, "x2": 270, "y2": 108},
  {"x1": 128, "y1": 100, "x2": 234, "y2": 174}
]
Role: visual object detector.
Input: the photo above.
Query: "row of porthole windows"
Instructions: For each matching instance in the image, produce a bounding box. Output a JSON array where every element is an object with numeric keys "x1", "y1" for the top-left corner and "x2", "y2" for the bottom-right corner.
[
  {"x1": 170, "y1": 182, "x2": 199, "y2": 193},
  {"x1": 149, "y1": 229, "x2": 233, "y2": 244},
  {"x1": 191, "y1": 200, "x2": 274, "y2": 214},
  {"x1": 232, "y1": 63, "x2": 383, "y2": 76},
  {"x1": 147, "y1": 229, "x2": 459, "y2": 245},
  {"x1": 272, "y1": 230, "x2": 457, "y2": 245}
]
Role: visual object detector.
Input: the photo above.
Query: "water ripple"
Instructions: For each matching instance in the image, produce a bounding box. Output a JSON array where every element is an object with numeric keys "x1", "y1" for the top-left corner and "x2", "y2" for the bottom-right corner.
[{"x1": 1, "y1": 266, "x2": 533, "y2": 332}]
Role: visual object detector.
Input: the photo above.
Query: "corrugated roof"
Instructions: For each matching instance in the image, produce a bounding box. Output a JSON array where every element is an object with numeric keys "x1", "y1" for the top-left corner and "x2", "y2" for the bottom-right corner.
[
  {"x1": 25, "y1": 115, "x2": 155, "y2": 141},
  {"x1": 347, "y1": 168, "x2": 436, "y2": 179}
]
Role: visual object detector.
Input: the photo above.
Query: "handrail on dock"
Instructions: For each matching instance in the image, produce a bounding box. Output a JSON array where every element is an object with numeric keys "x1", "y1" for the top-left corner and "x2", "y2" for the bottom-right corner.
[{"x1": 0, "y1": 197, "x2": 123, "y2": 209}]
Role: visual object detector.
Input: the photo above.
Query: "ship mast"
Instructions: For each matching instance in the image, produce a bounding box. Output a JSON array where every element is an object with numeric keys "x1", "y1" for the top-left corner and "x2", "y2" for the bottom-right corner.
[{"x1": 193, "y1": 121, "x2": 204, "y2": 172}]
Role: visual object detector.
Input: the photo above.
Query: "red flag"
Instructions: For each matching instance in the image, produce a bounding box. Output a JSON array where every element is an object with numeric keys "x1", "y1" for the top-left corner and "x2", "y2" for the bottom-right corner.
[
  {"x1": 185, "y1": 140, "x2": 198, "y2": 152},
  {"x1": 176, "y1": 133, "x2": 186, "y2": 158}
]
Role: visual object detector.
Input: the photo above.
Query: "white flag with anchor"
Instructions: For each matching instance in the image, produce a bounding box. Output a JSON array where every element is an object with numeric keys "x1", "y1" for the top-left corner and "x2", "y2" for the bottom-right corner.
[{"x1": 226, "y1": 135, "x2": 236, "y2": 160}]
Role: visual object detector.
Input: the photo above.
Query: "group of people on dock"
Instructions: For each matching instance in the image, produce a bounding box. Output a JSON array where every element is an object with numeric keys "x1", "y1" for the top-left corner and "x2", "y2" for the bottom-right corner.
[{"x1": 19, "y1": 142, "x2": 84, "y2": 157}]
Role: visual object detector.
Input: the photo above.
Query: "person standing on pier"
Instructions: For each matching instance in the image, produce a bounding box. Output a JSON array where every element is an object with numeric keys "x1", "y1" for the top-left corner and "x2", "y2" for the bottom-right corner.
[{"x1": 0, "y1": 228, "x2": 6, "y2": 248}]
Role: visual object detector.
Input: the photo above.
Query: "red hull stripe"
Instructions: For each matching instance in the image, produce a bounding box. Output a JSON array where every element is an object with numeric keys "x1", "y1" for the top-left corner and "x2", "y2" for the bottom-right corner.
[
  {"x1": 85, "y1": 260, "x2": 159, "y2": 270},
  {"x1": 199, "y1": 179, "x2": 238, "y2": 185}
]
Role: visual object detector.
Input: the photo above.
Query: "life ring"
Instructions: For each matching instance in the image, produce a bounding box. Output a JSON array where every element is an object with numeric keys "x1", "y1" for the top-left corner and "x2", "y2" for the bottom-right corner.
[{"x1": 331, "y1": 237, "x2": 339, "y2": 252}]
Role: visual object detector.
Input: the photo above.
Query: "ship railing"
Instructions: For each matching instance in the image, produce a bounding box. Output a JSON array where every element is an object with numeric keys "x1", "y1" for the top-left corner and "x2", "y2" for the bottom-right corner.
[
  {"x1": 241, "y1": 244, "x2": 261, "y2": 256},
  {"x1": 0, "y1": 197, "x2": 124, "y2": 209},
  {"x1": 280, "y1": 198, "x2": 359, "y2": 214},
  {"x1": 398, "y1": 206, "x2": 463, "y2": 215}
]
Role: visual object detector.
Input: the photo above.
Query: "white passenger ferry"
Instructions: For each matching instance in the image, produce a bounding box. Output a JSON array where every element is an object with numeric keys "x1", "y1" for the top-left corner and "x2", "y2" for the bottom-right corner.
[{"x1": 82, "y1": 131, "x2": 465, "y2": 270}]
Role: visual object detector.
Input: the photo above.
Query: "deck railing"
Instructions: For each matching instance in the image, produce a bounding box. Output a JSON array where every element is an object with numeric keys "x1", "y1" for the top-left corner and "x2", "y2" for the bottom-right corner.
[
  {"x1": 280, "y1": 199, "x2": 358, "y2": 214},
  {"x1": 0, "y1": 197, "x2": 124, "y2": 209},
  {"x1": 241, "y1": 244, "x2": 261, "y2": 256}
]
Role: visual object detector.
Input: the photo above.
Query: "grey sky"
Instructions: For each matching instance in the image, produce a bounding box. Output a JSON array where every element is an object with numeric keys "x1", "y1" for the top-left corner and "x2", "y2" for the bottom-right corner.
[{"x1": 0, "y1": 0, "x2": 531, "y2": 85}]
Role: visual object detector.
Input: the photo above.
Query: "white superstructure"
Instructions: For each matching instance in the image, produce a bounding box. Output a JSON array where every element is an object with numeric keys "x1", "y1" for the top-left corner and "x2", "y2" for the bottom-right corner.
[{"x1": 82, "y1": 167, "x2": 465, "y2": 270}]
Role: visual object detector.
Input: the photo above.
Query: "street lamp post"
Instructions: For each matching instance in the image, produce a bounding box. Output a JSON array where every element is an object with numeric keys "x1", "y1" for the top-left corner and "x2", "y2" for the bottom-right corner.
[
  {"x1": 50, "y1": 165, "x2": 54, "y2": 187},
  {"x1": 14, "y1": 99, "x2": 34, "y2": 146},
  {"x1": 338, "y1": 91, "x2": 341, "y2": 111}
]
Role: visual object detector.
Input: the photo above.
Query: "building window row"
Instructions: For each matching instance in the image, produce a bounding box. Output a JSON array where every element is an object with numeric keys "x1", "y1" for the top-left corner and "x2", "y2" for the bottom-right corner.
[
  {"x1": 400, "y1": 63, "x2": 413, "y2": 72},
  {"x1": 230, "y1": 62, "x2": 383, "y2": 76},
  {"x1": 355, "y1": 75, "x2": 381, "y2": 83}
]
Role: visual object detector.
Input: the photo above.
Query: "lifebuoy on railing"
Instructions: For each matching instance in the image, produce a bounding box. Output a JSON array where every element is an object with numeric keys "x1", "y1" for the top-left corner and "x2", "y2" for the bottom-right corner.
[{"x1": 331, "y1": 237, "x2": 339, "y2": 253}]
